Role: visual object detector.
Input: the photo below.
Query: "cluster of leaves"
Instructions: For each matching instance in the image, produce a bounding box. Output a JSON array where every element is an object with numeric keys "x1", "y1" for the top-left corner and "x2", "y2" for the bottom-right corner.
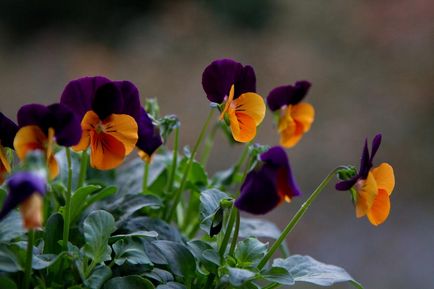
[{"x1": 0, "y1": 144, "x2": 363, "y2": 289}]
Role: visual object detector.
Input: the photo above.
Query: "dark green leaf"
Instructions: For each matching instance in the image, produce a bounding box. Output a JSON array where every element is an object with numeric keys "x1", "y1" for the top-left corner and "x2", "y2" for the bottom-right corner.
[
  {"x1": 124, "y1": 217, "x2": 183, "y2": 243},
  {"x1": 222, "y1": 267, "x2": 256, "y2": 287},
  {"x1": 109, "y1": 231, "x2": 158, "y2": 243},
  {"x1": 0, "y1": 211, "x2": 25, "y2": 242},
  {"x1": 112, "y1": 238, "x2": 152, "y2": 266},
  {"x1": 0, "y1": 244, "x2": 22, "y2": 272},
  {"x1": 239, "y1": 218, "x2": 281, "y2": 240},
  {"x1": 260, "y1": 267, "x2": 294, "y2": 285},
  {"x1": 104, "y1": 275, "x2": 155, "y2": 289},
  {"x1": 70, "y1": 185, "x2": 102, "y2": 222},
  {"x1": 235, "y1": 238, "x2": 268, "y2": 268},
  {"x1": 159, "y1": 114, "x2": 180, "y2": 143},
  {"x1": 82, "y1": 210, "x2": 116, "y2": 263},
  {"x1": 0, "y1": 188, "x2": 7, "y2": 207},
  {"x1": 85, "y1": 265, "x2": 112, "y2": 289},
  {"x1": 0, "y1": 276, "x2": 17, "y2": 289},
  {"x1": 43, "y1": 213, "x2": 64, "y2": 254},
  {"x1": 157, "y1": 282, "x2": 186, "y2": 289},
  {"x1": 153, "y1": 240, "x2": 196, "y2": 280},
  {"x1": 144, "y1": 268, "x2": 174, "y2": 283},
  {"x1": 115, "y1": 194, "x2": 163, "y2": 225},
  {"x1": 200, "y1": 189, "x2": 231, "y2": 233}
]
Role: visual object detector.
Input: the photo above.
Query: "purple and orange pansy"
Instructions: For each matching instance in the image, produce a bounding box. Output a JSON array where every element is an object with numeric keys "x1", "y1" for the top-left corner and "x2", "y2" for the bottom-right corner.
[
  {"x1": 336, "y1": 134, "x2": 395, "y2": 226},
  {"x1": 0, "y1": 172, "x2": 47, "y2": 229},
  {"x1": 267, "y1": 81, "x2": 315, "y2": 148},
  {"x1": 14, "y1": 104, "x2": 81, "y2": 179},
  {"x1": 202, "y1": 59, "x2": 266, "y2": 143},
  {"x1": 136, "y1": 107, "x2": 163, "y2": 162},
  {"x1": 0, "y1": 113, "x2": 18, "y2": 184},
  {"x1": 235, "y1": 146, "x2": 302, "y2": 214}
]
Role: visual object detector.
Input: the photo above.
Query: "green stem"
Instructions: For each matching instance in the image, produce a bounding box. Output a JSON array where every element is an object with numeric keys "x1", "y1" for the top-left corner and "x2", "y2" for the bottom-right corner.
[
  {"x1": 231, "y1": 143, "x2": 250, "y2": 186},
  {"x1": 24, "y1": 230, "x2": 35, "y2": 289},
  {"x1": 204, "y1": 273, "x2": 215, "y2": 288},
  {"x1": 257, "y1": 167, "x2": 345, "y2": 270},
  {"x1": 77, "y1": 150, "x2": 88, "y2": 188},
  {"x1": 166, "y1": 109, "x2": 215, "y2": 222},
  {"x1": 219, "y1": 206, "x2": 237, "y2": 257},
  {"x1": 263, "y1": 283, "x2": 280, "y2": 289},
  {"x1": 228, "y1": 208, "x2": 240, "y2": 256},
  {"x1": 142, "y1": 161, "x2": 149, "y2": 193},
  {"x1": 167, "y1": 126, "x2": 180, "y2": 193},
  {"x1": 200, "y1": 123, "x2": 219, "y2": 166},
  {"x1": 62, "y1": 148, "x2": 73, "y2": 251}
]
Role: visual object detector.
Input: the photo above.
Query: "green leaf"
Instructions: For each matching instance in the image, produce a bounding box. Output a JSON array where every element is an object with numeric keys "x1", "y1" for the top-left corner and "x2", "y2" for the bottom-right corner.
[
  {"x1": 144, "y1": 268, "x2": 174, "y2": 283},
  {"x1": 0, "y1": 244, "x2": 22, "y2": 272},
  {"x1": 0, "y1": 188, "x2": 7, "y2": 207},
  {"x1": 200, "y1": 189, "x2": 231, "y2": 233},
  {"x1": 104, "y1": 275, "x2": 155, "y2": 289},
  {"x1": 260, "y1": 267, "x2": 294, "y2": 285},
  {"x1": 239, "y1": 218, "x2": 281, "y2": 240},
  {"x1": 0, "y1": 276, "x2": 17, "y2": 289},
  {"x1": 85, "y1": 265, "x2": 112, "y2": 289},
  {"x1": 157, "y1": 282, "x2": 186, "y2": 289},
  {"x1": 187, "y1": 240, "x2": 220, "y2": 273},
  {"x1": 222, "y1": 267, "x2": 256, "y2": 287},
  {"x1": 109, "y1": 231, "x2": 158, "y2": 243},
  {"x1": 0, "y1": 211, "x2": 25, "y2": 242},
  {"x1": 69, "y1": 185, "x2": 102, "y2": 221},
  {"x1": 124, "y1": 217, "x2": 183, "y2": 243},
  {"x1": 153, "y1": 240, "x2": 196, "y2": 280},
  {"x1": 56, "y1": 149, "x2": 81, "y2": 190},
  {"x1": 32, "y1": 253, "x2": 66, "y2": 270},
  {"x1": 43, "y1": 213, "x2": 64, "y2": 254},
  {"x1": 159, "y1": 114, "x2": 180, "y2": 143},
  {"x1": 112, "y1": 238, "x2": 152, "y2": 266},
  {"x1": 235, "y1": 238, "x2": 268, "y2": 268},
  {"x1": 82, "y1": 210, "x2": 116, "y2": 263},
  {"x1": 273, "y1": 255, "x2": 363, "y2": 287},
  {"x1": 115, "y1": 194, "x2": 163, "y2": 225}
]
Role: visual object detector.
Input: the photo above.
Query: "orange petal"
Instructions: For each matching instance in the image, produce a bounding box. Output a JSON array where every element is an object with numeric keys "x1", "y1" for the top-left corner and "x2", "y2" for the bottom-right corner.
[
  {"x1": 73, "y1": 111, "x2": 99, "y2": 152},
  {"x1": 138, "y1": 150, "x2": 151, "y2": 163},
  {"x1": 291, "y1": 102, "x2": 315, "y2": 133},
  {"x1": 278, "y1": 109, "x2": 302, "y2": 148},
  {"x1": 47, "y1": 155, "x2": 59, "y2": 180},
  {"x1": 19, "y1": 193, "x2": 44, "y2": 229},
  {"x1": 231, "y1": 92, "x2": 266, "y2": 125},
  {"x1": 367, "y1": 189, "x2": 391, "y2": 226},
  {"x1": 102, "y1": 114, "x2": 138, "y2": 155},
  {"x1": 14, "y1": 126, "x2": 46, "y2": 160},
  {"x1": 90, "y1": 131, "x2": 126, "y2": 170},
  {"x1": 229, "y1": 111, "x2": 257, "y2": 143},
  {"x1": 355, "y1": 172, "x2": 378, "y2": 218},
  {"x1": 372, "y1": 163, "x2": 395, "y2": 196},
  {"x1": 219, "y1": 84, "x2": 235, "y2": 120}
]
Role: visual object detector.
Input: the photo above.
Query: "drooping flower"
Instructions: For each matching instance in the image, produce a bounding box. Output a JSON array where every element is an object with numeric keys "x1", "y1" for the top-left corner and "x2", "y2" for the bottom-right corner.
[
  {"x1": 0, "y1": 113, "x2": 18, "y2": 184},
  {"x1": 0, "y1": 172, "x2": 47, "y2": 229},
  {"x1": 235, "y1": 146, "x2": 302, "y2": 214},
  {"x1": 61, "y1": 76, "x2": 144, "y2": 170},
  {"x1": 14, "y1": 104, "x2": 81, "y2": 179},
  {"x1": 336, "y1": 134, "x2": 395, "y2": 226},
  {"x1": 267, "y1": 81, "x2": 314, "y2": 148},
  {"x1": 202, "y1": 59, "x2": 266, "y2": 143},
  {"x1": 136, "y1": 107, "x2": 163, "y2": 162}
]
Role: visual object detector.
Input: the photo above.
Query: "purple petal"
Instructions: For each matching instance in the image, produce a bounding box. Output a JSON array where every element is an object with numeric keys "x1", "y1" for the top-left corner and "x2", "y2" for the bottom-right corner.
[
  {"x1": 17, "y1": 104, "x2": 50, "y2": 131},
  {"x1": 202, "y1": 59, "x2": 243, "y2": 103},
  {"x1": 260, "y1": 146, "x2": 289, "y2": 168},
  {"x1": 234, "y1": 65, "x2": 256, "y2": 98},
  {"x1": 113, "y1": 80, "x2": 142, "y2": 121},
  {"x1": 92, "y1": 82, "x2": 124, "y2": 120},
  {"x1": 47, "y1": 104, "x2": 82, "y2": 146},
  {"x1": 60, "y1": 76, "x2": 111, "y2": 119},
  {"x1": 335, "y1": 177, "x2": 358, "y2": 191},
  {"x1": 290, "y1": 80, "x2": 311, "y2": 104},
  {"x1": 267, "y1": 85, "x2": 295, "y2": 111},
  {"x1": 359, "y1": 139, "x2": 370, "y2": 179},
  {"x1": 370, "y1": 133, "x2": 382, "y2": 163},
  {"x1": 0, "y1": 113, "x2": 18, "y2": 148},
  {"x1": 0, "y1": 172, "x2": 46, "y2": 220},
  {"x1": 235, "y1": 166, "x2": 281, "y2": 215},
  {"x1": 136, "y1": 108, "x2": 162, "y2": 156}
]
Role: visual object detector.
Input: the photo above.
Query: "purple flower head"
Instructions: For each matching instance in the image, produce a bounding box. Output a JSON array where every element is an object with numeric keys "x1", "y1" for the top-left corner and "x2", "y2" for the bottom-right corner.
[
  {"x1": 136, "y1": 107, "x2": 163, "y2": 157},
  {"x1": 335, "y1": 134, "x2": 382, "y2": 191},
  {"x1": 0, "y1": 112, "x2": 18, "y2": 148},
  {"x1": 202, "y1": 58, "x2": 256, "y2": 104},
  {"x1": 267, "y1": 80, "x2": 311, "y2": 111},
  {"x1": 0, "y1": 172, "x2": 47, "y2": 220},
  {"x1": 17, "y1": 103, "x2": 82, "y2": 147},
  {"x1": 235, "y1": 146, "x2": 302, "y2": 214}
]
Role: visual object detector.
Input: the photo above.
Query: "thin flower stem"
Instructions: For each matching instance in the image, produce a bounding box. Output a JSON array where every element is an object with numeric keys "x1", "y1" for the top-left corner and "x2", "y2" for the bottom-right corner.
[
  {"x1": 257, "y1": 167, "x2": 346, "y2": 270},
  {"x1": 200, "y1": 123, "x2": 219, "y2": 166},
  {"x1": 24, "y1": 229, "x2": 35, "y2": 289},
  {"x1": 62, "y1": 147, "x2": 73, "y2": 251},
  {"x1": 219, "y1": 205, "x2": 237, "y2": 257},
  {"x1": 263, "y1": 283, "x2": 280, "y2": 289},
  {"x1": 166, "y1": 109, "x2": 215, "y2": 222},
  {"x1": 167, "y1": 126, "x2": 180, "y2": 193},
  {"x1": 142, "y1": 161, "x2": 149, "y2": 193},
  {"x1": 78, "y1": 150, "x2": 89, "y2": 187},
  {"x1": 231, "y1": 143, "x2": 250, "y2": 186},
  {"x1": 204, "y1": 273, "x2": 216, "y2": 288},
  {"x1": 228, "y1": 208, "x2": 240, "y2": 256}
]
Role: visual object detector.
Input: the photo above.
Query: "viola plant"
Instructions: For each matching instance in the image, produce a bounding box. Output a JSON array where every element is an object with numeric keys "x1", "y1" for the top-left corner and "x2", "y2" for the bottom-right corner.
[{"x1": 0, "y1": 58, "x2": 395, "y2": 289}]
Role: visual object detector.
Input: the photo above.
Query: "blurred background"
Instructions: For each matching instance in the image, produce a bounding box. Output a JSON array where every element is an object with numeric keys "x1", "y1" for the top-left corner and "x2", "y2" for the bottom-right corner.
[{"x1": 0, "y1": 0, "x2": 433, "y2": 288}]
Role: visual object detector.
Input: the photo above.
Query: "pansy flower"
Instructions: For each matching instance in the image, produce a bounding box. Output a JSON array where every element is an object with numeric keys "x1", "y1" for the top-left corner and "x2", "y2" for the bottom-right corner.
[
  {"x1": 267, "y1": 81, "x2": 314, "y2": 148},
  {"x1": 136, "y1": 107, "x2": 163, "y2": 162},
  {"x1": 14, "y1": 104, "x2": 81, "y2": 179},
  {"x1": 0, "y1": 113, "x2": 18, "y2": 184},
  {"x1": 0, "y1": 172, "x2": 47, "y2": 229},
  {"x1": 61, "y1": 76, "x2": 143, "y2": 170},
  {"x1": 202, "y1": 59, "x2": 266, "y2": 143},
  {"x1": 235, "y1": 146, "x2": 302, "y2": 214},
  {"x1": 336, "y1": 134, "x2": 395, "y2": 226}
]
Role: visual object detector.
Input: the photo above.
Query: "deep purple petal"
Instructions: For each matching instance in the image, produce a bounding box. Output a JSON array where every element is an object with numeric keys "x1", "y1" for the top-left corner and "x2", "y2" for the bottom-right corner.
[
  {"x1": 267, "y1": 85, "x2": 295, "y2": 111},
  {"x1": 0, "y1": 172, "x2": 46, "y2": 220},
  {"x1": 92, "y1": 82, "x2": 124, "y2": 120},
  {"x1": 235, "y1": 166, "x2": 281, "y2": 215},
  {"x1": 0, "y1": 113, "x2": 18, "y2": 148},
  {"x1": 335, "y1": 177, "x2": 358, "y2": 191},
  {"x1": 234, "y1": 65, "x2": 256, "y2": 98},
  {"x1": 202, "y1": 59, "x2": 243, "y2": 103},
  {"x1": 359, "y1": 139, "x2": 370, "y2": 179},
  {"x1": 60, "y1": 76, "x2": 111, "y2": 119},
  {"x1": 17, "y1": 104, "x2": 50, "y2": 131},
  {"x1": 370, "y1": 133, "x2": 382, "y2": 163},
  {"x1": 47, "y1": 104, "x2": 82, "y2": 146},
  {"x1": 136, "y1": 108, "x2": 162, "y2": 156},
  {"x1": 113, "y1": 80, "x2": 142, "y2": 121},
  {"x1": 260, "y1": 146, "x2": 289, "y2": 169},
  {"x1": 290, "y1": 80, "x2": 311, "y2": 104}
]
